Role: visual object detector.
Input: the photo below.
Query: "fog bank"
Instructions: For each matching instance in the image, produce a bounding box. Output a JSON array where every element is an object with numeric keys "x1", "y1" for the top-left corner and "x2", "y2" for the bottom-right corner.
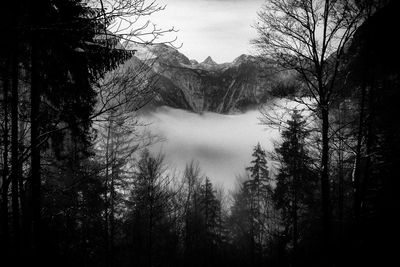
[{"x1": 141, "y1": 106, "x2": 281, "y2": 191}]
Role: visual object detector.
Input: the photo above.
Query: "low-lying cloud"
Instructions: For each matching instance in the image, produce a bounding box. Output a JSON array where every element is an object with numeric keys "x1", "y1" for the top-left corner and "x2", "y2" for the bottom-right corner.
[{"x1": 141, "y1": 106, "x2": 280, "y2": 191}]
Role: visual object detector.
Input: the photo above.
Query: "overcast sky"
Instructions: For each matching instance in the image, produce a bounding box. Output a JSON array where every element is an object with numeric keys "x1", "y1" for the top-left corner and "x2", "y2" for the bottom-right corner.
[{"x1": 150, "y1": 0, "x2": 264, "y2": 63}]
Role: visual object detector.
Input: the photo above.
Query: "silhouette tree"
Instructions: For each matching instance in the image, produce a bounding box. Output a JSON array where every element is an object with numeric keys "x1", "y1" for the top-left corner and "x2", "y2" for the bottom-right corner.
[
  {"x1": 274, "y1": 111, "x2": 318, "y2": 266},
  {"x1": 127, "y1": 150, "x2": 178, "y2": 267},
  {"x1": 229, "y1": 144, "x2": 275, "y2": 266},
  {"x1": 1, "y1": 0, "x2": 173, "y2": 265},
  {"x1": 253, "y1": 1, "x2": 367, "y2": 260}
]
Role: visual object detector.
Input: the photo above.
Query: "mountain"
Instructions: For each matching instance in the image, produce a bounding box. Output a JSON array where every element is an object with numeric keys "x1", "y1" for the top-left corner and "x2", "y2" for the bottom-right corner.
[
  {"x1": 202, "y1": 56, "x2": 217, "y2": 65},
  {"x1": 122, "y1": 43, "x2": 290, "y2": 113}
]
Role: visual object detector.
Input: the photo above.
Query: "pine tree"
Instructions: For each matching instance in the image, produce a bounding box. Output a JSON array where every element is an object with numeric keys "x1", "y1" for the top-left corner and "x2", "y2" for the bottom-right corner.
[
  {"x1": 182, "y1": 161, "x2": 204, "y2": 267},
  {"x1": 274, "y1": 111, "x2": 318, "y2": 265},
  {"x1": 245, "y1": 143, "x2": 274, "y2": 247},
  {"x1": 17, "y1": 0, "x2": 132, "y2": 263},
  {"x1": 245, "y1": 144, "x2": 271, "y2": 222},
  {"x1": 199, "y1": 177, "x2": 224, "y2": 265},
  {"x1": 231, "y1": 143, "x2": 275, "y2": 266},
  {"x1": 127, "y1": 150, "x2": 177, "y2": 267}
]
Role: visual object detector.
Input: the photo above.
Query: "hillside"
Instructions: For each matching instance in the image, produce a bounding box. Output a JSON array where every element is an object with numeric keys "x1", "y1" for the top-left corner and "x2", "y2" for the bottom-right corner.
[{"x1": 122, "y1": 43, "x2": 291, "y2": 113}]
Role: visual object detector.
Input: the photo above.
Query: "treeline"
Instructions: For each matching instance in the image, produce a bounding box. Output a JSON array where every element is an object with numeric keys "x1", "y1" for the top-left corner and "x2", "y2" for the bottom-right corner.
[
  {"x1": 252, "y1": 0, "x2": 400, "y2": 266},
  {"x1": 0, "y1": 0, "x2": 161, "y2": 266}
]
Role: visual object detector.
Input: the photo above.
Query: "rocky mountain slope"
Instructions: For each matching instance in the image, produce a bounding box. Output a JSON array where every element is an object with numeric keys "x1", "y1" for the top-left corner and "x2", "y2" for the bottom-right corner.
[{"x1": 122, "y1": 43, "x2": 289, "y2": 113}]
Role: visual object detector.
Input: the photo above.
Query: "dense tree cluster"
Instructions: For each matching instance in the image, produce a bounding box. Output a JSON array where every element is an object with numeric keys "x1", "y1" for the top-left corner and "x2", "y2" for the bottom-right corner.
[
  {"x1": 252, "y1": 0, "x2": 399, "y2": 266},
  {"x1": 0, "y1": 0, "x2": 164, "y2": 266}
]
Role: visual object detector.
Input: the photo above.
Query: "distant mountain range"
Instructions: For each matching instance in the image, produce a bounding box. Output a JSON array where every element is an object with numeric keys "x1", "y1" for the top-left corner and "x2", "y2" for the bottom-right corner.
[{"x1": 121, "y1": 43, "x2": 293, "y2": 113}]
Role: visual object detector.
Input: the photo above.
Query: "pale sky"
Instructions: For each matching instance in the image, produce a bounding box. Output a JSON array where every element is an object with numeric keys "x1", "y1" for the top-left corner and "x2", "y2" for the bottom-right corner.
[{"x1": 149, "y1": 0, "x2": 264, "y2": 63}]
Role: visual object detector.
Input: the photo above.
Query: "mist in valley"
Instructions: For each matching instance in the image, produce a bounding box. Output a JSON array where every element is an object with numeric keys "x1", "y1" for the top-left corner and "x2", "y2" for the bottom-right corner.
[{"x1": 141, "y1": 106, "x2": 281, "y2": 191}]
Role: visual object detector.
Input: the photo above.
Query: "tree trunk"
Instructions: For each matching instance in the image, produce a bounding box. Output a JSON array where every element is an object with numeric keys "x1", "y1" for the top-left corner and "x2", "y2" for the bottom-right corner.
[
  {"x1": 110, "y1": 161, "x2": 116, "y2": 267},
  {"x1": 353, "y1": 81, "x2": 366, "y2": 228},
  {"x1": 1, "y1": 55, "x2": 10, "y2": 257},
  {"x1": 104, "y1": 120, "x2": 111, "y2": 267},
  {"x1": 338, "y1": 103, "x2": 345, "y2": 244},
  {"x1": 11, "y1": 37, "x2": 20, "y2": 254},
  {"x1": 320, "y1": 106, "x2": 332, "y2": 261},
  {"x1": 293, "y1": 174, "x2": 298, "y2": 266},
  {"x1": 30, "y1": 36, "x2": 41, "y2": 258},
  {"x1": 148, "y1": 184, "x2": 154, "y2": 267},
  {"x1": 18, "y1": 119, "x2": 27, "y2": 252},
  {"x1": 361, "y1": 78, "x2": 375, "y2": 220}
]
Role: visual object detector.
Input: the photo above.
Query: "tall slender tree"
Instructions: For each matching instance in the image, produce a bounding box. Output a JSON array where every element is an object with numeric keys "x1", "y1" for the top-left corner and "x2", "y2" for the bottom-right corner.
[
  {"x1": 274, "y1": 111, "x2": 318, "y2": 265},
  {"x1": 127, "y1": 150, "x2": 177, "y2": 267},
  {"x1": 253, "y1": 1, "x2": 367, "y2": 260}
]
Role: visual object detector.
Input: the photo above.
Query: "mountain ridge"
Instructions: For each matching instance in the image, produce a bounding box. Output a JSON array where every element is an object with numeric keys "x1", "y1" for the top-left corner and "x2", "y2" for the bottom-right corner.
[{"x1": 122, "y1": 43, "x2": 292, "y2": 113}]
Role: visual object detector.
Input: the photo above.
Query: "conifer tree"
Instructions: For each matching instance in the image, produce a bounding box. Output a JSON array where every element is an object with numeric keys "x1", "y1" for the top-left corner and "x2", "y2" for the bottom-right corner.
[
  {"x1": 199, "y1": 177, "x2": 223, "y2": 265},
  {"x1": 274, "y1": 111, "x2": 318, "y2": 265},
  {"x1": 229, "y1": 144, "x2": 275, "y2": 266},
  {"x1": 247, "y1": 144, "x2": 273, "y2": 263},
  {"x1": 127, "y1": 150, "x2": 177, "y2": 267}
]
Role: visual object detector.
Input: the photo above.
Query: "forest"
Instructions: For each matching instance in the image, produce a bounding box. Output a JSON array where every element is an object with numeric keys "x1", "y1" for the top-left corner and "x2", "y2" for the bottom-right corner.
[{"x1": 0, "y1": 0, "x2": 399, "y2": 267}]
